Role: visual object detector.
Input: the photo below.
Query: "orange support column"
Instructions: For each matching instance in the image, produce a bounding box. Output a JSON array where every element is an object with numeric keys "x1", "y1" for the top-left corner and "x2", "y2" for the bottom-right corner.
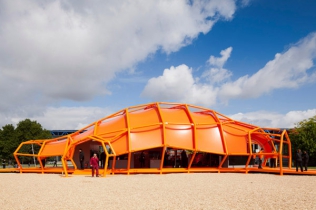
[
  {"x1": 187, "y1": 151, "x2": 196, "y2": 173},
  {"x1": 184, "y1": 104, "x2": 197, "y2": 172},
  {"x1": 125, "y1": 108, "x2": 131, "y2": 175},
  {"x1": 279, "y1": 134, "x2": 284, "y2": 176},
  {"x1": 284, "y1": 131, "x2": 292, "y2": 169},
  {"x1": 61, "y1": 137, "x2": 71, "y2": 177},
  {"x1": 100, "y1": 142, "x2": 107, "y2": 177},
  {"x1": 157, "y1": 103, "x2": 166, "y2": 175},
  {"x1": 214, "y1": 111, "x2": 228, "y2": 169},
  {"x1": 13, "y1": 142, "x2": 24, "y2": 173}
]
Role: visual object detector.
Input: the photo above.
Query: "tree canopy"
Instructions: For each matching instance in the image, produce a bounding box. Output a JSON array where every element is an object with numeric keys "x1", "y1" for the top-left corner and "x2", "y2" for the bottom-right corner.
[
  {"x1": 0, "y1": 119, "x2": 52, "y2": 160},
  {"x1": 289, "y1": 115, "x2": 316, "y2": 166}
]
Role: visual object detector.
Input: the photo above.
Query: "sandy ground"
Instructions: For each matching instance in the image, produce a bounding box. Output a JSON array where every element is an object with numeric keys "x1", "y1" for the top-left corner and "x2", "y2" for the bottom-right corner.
[{"x1": 0, "y1": 172, "x2": 315, "y2": 210}]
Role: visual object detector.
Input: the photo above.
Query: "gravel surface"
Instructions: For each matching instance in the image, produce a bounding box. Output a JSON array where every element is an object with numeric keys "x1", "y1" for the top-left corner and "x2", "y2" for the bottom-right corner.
[{"x1": 0, "y1": 172, "x2": 315, "y2": 210}]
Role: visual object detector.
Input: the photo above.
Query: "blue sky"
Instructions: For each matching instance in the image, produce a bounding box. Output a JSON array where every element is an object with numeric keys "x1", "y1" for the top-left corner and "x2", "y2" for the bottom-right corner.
[{"x1": 0, "y1": 0, "x2": 315, "y2": 130}]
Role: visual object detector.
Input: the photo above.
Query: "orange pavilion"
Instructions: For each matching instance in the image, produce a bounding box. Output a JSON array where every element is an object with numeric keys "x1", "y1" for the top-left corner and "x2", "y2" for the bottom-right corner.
[{"x1": 11, "y1": 102, "x2": 308, "y2": 176}]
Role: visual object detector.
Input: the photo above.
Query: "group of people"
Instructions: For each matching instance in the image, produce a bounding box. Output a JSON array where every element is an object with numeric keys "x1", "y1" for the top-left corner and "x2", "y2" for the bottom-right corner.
[
  {"x1": 296, "y1": 149, "x2": 309, "y2": 172},
  {"x1": 163, "y1": 149, "x2": 189, "y2": 167},
  {"x1": 79, "y1": 147, "x2": 311, "y2": 176},
  {"x1": 78, "y1": 148, "x2": 101, "y2": 177},
  {"x1": 257, "y1": 148, "x2": 310, "y2": 172},
  {"x1": 2, "y1": 159, "x2": 16, "y2": 168}
]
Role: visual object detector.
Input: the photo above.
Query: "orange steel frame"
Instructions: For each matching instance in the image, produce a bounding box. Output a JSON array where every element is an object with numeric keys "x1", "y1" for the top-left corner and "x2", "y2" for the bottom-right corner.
[{"x1": 12, "y1": 102, "x2": 293, "y2": 176}]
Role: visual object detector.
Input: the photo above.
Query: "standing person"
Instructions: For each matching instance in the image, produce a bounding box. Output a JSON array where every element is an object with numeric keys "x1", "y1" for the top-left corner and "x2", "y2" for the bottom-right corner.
[
  {"x1": 270, "y1": 150, "x2": 277, "y2": 168},
  {"x1": 295, "y1": 149, "x2": 303, "y2": 172},
  {"x1": 258, "y1": 148, "x2": 264, "y2": 169},
  {"x1": 90, "y1": 153, "x2": 99, "y2": 177},
  {"x1": 79, "y1": 149, "x2": 85, "y2": 170},
  {"x1": 2, "y1": 159, "x2": 6, "y2": 169},
  {"x1": 270, "y1": 157, "x2": 275, "y2": 168},
  {"x1": 163, "y1": 149, "x2": 169, "y2": 167},
  {"x1": 100, "y1": 151, "x2": 106, "y2": 168},
  {"x1": 139, "y1": 151, "x2": 145, "y2": 168},
  {"x1": 53, "y1": 159, "x2": 57, "y2": 167},
  {"x1": 181, "y1": 150, "x2": 188, "y2": 168},
  {"x1": 302, "y1": 151, "x2": 309, "y2": 171}
]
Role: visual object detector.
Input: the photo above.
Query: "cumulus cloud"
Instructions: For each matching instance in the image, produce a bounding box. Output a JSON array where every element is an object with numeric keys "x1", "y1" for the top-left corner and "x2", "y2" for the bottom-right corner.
[
  {"x1": 0, "y1": 0, "x2": 237, "y2": 116},
  {"x1": 0, "y1": 0, "x2": 240, "y2": 128},
  {"x1": 219, "y1": 32, "x2": 316, "y2": 102},
  {"x1": 202, "y1": 47, "x2": 233, "y2": 84},
  {"x1": 141, "y1": 64, "x2": 218, "y2": 107},
  {"x1": 208, "y1": 46, "x2": 233, "y2": 68},
  {"x1": 1, "y1": 106, "x2": 113, "y2": 130},
  {"x1": 142, "y1": 46, "x2": 233, "y2": 106},
  {"x1": 229, "y1": 109, "x2": 316, "y2": 128},
  {"x1": 142, "y1": 33, "x2": 316, "y2": 106}
]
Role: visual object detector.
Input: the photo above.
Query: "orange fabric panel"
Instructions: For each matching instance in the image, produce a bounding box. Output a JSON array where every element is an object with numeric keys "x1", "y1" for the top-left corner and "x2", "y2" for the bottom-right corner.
[
  {"x1": 196, "y1": 125, "x2": 224, "y2": 153},
  {"x1": 97, "y1": 115, "x2": 127, "y2": 135},
  {"x1": 223, "y1": 124, "x2": 249, "y2": 136},
  {"x1": 223, "y1": 125, "x2": 248, "y2": 153},
  {"x1": 224, "y1": 133, "x2": 248, "y2": 153},
  {"x1": 129, "y1": 108, "x2": 161, "y2": 128},
  {"x1": 72, "y1": 128, "x2": 94, "y2": 142},
  {"x1": 110, "y1": 134, "x2": 128, "y2": 155},
  {"x1": 40, "y1": 139, "x2": 67, "y2": 156},
  {"x1": 130, "y1": 126, "x2": 163, "y2": 151},
  {"x1": 160, "y1": 109, "x2": 191, "y2": 124},
  {"x1": 191, "y1": 112, "x2": 217, "y2": 124},
  {"x1": 165, "y1": 125, "x2": 193, "y2": 149}
]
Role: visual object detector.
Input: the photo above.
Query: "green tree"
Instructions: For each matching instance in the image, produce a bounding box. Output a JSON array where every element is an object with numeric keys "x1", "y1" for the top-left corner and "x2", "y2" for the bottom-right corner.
[
  {"x1": 289, "y1": 115, "x2": 316, "y2": 166},
  {"x1": 15, "y1": 119, "x2": 52, "y2": 144},
  {"x1": 0, "y1": 124, "x2": 17, "y2": 160},
  {"x1": 15, "y1": 119, "x2": 52, "y2": 163},
  {"x1": 0, "y1": 119, "x2": 52, "y2": 162}
]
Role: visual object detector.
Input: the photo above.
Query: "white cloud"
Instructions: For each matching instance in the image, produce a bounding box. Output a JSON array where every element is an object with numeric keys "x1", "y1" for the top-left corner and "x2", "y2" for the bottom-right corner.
[
  {"x1": 229, "y1": 109, "x2": 316, "y2": 128},
  {"x1": 202, "y1": 47, "x2": 233, "y2": 84},
  {"x1": 141, "y1": 64, "x2": 218, "y2": 107},
  {"x1": 219, "y1": 32, "x2": 316, "y2": 102},
  {"x1": 142, "y1": 33, "x2": 316, "y2": 106},
  {"x1": 1, "y1": 106, "x2": 113, "y2": 130},
  {"x1": 141, "y1": 47, "x2": 235, "y2": 106},
  {"x1": 208, "y1": 46, "x2": 232, "y2": 68},
  {"x1": 0, "y1": 0, "x2": 237, "y2": 125}
]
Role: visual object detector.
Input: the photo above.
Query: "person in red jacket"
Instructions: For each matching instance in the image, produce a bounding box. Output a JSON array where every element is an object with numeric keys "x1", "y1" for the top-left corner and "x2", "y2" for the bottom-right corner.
[{"x1": 90, "y1": 153, "x2": 99, "y2": 177}]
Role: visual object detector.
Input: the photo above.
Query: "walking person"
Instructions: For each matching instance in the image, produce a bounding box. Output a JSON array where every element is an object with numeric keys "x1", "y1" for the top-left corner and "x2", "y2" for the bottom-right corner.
[
  {"x1": 53, "y1": 159, "x2": 57, "y2": 167},
  {"x1": 79, "y1": 149, "x2": 85, "y2": 170},
  {"x1": 302, "y1": 151, "x2": 309, "y2": 171},
  {"x1": 90, "y1": 153, "x2": 99, "y2": 177},
  {"x1": 295, "y1": 149, "x2": 304, "y2": 172}
]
